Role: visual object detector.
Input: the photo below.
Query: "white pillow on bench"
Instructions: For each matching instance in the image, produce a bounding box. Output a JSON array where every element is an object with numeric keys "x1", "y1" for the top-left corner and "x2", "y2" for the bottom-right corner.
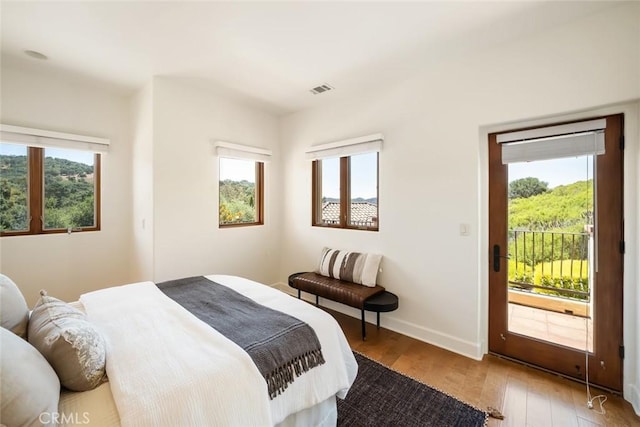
[{"x1": 316, "y1": 247, "x2": 382, "y2": 287}]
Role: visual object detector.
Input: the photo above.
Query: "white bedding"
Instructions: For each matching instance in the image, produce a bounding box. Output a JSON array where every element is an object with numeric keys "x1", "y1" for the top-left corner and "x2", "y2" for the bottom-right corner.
[
  {"x1": 67, "y1": 275, "x2": 357, "y2": 427},
  {"x1": 59, "y1": 386, "x2": 337, "y2": 427}
]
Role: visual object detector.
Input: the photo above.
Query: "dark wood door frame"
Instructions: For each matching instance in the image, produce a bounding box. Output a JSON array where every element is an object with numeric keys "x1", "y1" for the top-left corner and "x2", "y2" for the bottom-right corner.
[{"x1": 488, "y1": 114, "x2": 624, "y2": 392}]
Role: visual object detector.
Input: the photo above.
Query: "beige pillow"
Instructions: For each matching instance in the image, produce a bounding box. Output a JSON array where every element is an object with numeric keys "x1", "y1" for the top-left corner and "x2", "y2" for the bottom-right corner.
[
  {"x1": 1, "y1": 327, "x2": 60, "y2": 426},
  {"x1": 0, "y1": 273, "x2": 29, "y2": 339},
  {"x1": 316, "y1": 247, "x2": 383, "y2": 287},
  {"x1": 28, "y1": 290, "x2": 107, "y2": 391}
]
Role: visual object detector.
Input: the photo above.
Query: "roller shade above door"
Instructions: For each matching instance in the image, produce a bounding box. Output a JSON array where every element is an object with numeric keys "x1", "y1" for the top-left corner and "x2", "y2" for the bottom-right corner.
[{"x1": 497, "y1": 118, "x2": 606, "y2": 164}]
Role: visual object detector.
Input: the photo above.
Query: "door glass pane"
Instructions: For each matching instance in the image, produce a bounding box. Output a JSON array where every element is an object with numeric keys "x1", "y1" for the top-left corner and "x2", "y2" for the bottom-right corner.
[
  {"x1": 349, "y1": 152, "x2": 378, "y2": 227},
  {"x1": 320, "y1": 157, "x2": 340, "y2": 225},
  {"x1": 0, "y1": 143, "x2": 29, "y2": 232},
  {"x1": 219, "y1": 157, "x2": 258, "y2": 225},
  {"x1": 43, "y1": 148, "x2": 96, "y2": 229},
  {"x1": 507, "y1": 155, "x2": 594, "y2": 352}
]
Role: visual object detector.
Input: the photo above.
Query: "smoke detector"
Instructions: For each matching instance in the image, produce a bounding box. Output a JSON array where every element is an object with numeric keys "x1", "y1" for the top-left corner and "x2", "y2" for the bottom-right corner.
[{"x1": 310, "y1": 84, "x2": 334, "y2": 95}]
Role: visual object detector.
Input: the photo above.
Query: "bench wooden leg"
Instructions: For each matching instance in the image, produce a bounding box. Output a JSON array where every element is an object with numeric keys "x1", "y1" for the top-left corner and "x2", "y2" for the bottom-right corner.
[
  {"x1": 361, "y1": 308, "x2": 366, "y2": 341},
  {"x1": 377, "y1": 312, "x2": 381, "y2": 328},
  {"x1": 297, "y1": 289, "x2": 301, "y2": 299},
  {"x1": 316, "y1": 295, "x2": 319, "y2": 305}
]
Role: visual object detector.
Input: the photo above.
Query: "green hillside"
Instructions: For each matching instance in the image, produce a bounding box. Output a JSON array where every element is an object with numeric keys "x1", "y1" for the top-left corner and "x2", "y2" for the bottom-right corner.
[
  {"x1": 219, "y1": 179, "x2": 256, "y2": 224},
  {"x1": 0, "y1": 154, "x2": 95, "y2": 231},
  {"x1": 508, "y1": 178, "x2": 593, "y2": 300},
  {"x1": 509, "y1": 179, "x2": 593, "y2": 233}
]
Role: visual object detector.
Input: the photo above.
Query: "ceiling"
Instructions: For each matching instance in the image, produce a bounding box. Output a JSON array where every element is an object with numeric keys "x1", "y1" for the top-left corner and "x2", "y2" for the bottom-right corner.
[{"x1": 0, "y1": 1, "x2": 621, "y2": 115}]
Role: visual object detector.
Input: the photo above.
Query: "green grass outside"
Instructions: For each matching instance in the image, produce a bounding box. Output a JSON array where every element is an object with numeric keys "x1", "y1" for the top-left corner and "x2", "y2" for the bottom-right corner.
[
  {"x1": 508, "y1": 259, "x2": 588, "y2": 283},
  {"x1": 508, "y1": 259, "x2": 589, "y2": 300}
]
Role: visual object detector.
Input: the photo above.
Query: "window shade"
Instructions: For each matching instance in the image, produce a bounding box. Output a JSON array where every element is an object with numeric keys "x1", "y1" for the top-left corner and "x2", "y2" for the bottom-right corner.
[
  {"x1": 0, "y1": 124, "x2": 110, "y2": 153},
  {"x1": 214, "y1": 141, "x2": 271, "y2": 162},
  {"x1": 306, "y1": 133, "x2": 383, "y2": 160},
  {"x1": 497, "y1": 119, "x2": 606, "y2": 164}
]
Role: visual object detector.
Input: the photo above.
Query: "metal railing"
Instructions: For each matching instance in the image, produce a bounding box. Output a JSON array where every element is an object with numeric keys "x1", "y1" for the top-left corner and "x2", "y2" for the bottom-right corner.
[{"x1": 509, "y1": 230, "x2": 591, "y2": 300}]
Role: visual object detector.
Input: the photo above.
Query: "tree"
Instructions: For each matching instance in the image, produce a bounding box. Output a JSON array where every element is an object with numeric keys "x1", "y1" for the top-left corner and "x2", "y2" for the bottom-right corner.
[
  {"x1": 509, "y1": 177, "x2": 549, "y2": 199},
  {"x1": 1, "y1": 154, "x2": 95, "y2": 232},
  {"x1": 218, "y1": 180, "x2": 257, "y2": 224}
]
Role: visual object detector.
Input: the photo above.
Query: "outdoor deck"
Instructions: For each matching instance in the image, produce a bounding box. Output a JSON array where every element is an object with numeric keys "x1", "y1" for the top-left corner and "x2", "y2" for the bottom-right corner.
[{"x1": 509, "y1": 302, "x2": 593, "y2": 352}]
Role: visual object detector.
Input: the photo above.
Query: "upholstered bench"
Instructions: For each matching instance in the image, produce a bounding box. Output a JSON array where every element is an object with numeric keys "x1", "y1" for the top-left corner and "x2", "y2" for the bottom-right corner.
[{"x1": 288, "y1": 272, "x2": 385, "y2": 340}]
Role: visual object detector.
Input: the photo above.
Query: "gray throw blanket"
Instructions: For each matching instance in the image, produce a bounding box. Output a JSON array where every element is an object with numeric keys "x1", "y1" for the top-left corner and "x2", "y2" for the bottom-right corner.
[{"x1": 157, "y1": 276, "x2": 325, "y2": 399}]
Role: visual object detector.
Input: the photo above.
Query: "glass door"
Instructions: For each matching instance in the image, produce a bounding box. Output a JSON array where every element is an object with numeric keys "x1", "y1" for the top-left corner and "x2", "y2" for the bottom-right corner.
[
  {"x1": 488, "y1": 114, "x2": 624, "y2": 392},
  {"x1": 507, "y1": 156, "x2": 594, "y2": 352}
]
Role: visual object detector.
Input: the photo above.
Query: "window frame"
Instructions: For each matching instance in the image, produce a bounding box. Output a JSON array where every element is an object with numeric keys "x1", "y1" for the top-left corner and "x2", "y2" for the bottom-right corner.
[
  {"x1": 218, "y1": 159, "x2": 264, "y2": 228},
  {"x1": 0, "y1": 146, "x2": 101, "y2": 237},
  {"x1": 312, "y1": 152, "x2": 379, "y2": 231}
]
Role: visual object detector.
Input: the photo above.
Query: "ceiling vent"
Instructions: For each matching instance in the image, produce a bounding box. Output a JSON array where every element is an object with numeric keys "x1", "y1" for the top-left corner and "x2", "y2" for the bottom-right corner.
[{"x1": 310, "y1": 84, "x2": 334, "y2": 95}]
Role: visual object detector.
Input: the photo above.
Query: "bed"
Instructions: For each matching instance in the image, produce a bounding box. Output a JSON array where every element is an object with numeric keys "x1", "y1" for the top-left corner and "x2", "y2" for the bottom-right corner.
[{"x1": 56, "y1": 274, "x2": 358, "y2": 427}]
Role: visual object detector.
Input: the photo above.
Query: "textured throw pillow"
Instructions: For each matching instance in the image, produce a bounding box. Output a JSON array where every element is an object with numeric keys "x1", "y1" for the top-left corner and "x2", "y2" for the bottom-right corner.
[
  {"x1": 28, "y1": 290, "x2": 107, "y2": 391},
  {"x1": 316, "y1": 247, "x2": 382, "y2": 287},
  {"x1": 0, "y1": 273, "x2": 29, "y2": 339},
  {"x1": 1, "y1": 327, "x2": 60, "y2": 426}
]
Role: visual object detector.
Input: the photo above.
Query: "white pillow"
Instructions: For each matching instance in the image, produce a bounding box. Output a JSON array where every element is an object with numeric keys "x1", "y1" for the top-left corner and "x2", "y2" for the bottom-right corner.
[
  {"x1": 0, "y1": 327, "x2": 60, "y2": 426},
  {"x1": 0, "y1": 273, "x2": 29, "y2": 339},
  {"x1": 316, "y1": 247, "x2": 382, "y2": 287}
]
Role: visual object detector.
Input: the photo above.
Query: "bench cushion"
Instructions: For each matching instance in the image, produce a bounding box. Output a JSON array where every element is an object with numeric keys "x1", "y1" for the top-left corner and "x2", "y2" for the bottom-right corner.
[{"x1": 290, "y1": 272, "x2": 384, "y2": 309}]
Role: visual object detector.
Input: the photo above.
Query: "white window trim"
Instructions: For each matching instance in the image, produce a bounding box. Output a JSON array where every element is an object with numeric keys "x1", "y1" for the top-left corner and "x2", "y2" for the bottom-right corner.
[
  {"x1": 214, "y1": 140, "x2": 271, "y2": 162},
  {"x1": 306, "y1": 133, "x2": 383, "y2": 160},
  {"x1": 0, "y1": 124, "x2": 110, "y2": 153}
]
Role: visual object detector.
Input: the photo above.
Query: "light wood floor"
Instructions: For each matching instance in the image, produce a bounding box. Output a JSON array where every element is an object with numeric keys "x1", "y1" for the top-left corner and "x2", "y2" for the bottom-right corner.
[{"x1": 326, "y1": 308, "x2": 640, "y2": 427}]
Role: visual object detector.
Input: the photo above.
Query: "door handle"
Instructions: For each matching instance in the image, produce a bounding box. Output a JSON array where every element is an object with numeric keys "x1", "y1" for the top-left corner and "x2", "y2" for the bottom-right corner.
[{"x1": 493, "y1": 244, "x2": 510, "y2": 272}]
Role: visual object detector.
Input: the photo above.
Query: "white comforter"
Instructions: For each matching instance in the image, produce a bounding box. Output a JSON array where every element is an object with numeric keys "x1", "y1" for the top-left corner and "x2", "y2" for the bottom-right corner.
[{"x1": 80, "y1": 275, "x2": 357, "y2": 427}]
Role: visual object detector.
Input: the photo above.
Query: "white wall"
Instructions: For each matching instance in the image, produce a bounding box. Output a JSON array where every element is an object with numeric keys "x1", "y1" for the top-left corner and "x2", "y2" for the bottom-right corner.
[
  {"x1": 130, "y1": 81, "x2": 155, "y2": 281},
  {"x1": 150, "y1": 77, "x2": 282, "y2": 284},
  {"x1": 0, "y1": 62, "x2": 135, "y2": 305},
  {"x1": 279, "y1": 2, "x2": 640, "y2": 407},
  {"x1": 634, "y1": 105, "x2": 640, "y2": 414}
]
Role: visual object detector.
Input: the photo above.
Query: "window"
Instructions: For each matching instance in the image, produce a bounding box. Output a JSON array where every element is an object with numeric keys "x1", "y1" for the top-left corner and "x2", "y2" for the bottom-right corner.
[
  {"x1": 218, "y1": 157, "x2": 264, "y2": 227},
  {"x1": 0, "y1": 125, "x2": 107, "y2": 236},
  {"x1": 0, "y1": 145, "x2": 101, "y2": 236},
  {"x1": 0, "y1": 143, "x2": 28, "y2": 233},
  {"x1": 312, "y1": 151, "x2": 379, "y2": 231},
  {"x1": 215, "y1": 141, "x2": 270, "y2": 228}
]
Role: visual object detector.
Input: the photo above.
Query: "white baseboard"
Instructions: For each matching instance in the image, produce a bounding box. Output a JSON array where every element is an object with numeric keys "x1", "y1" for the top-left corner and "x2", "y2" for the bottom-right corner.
[
  {"x1": 383, "y1": 316, "x2": 484, "y2": 360},
  {"x1": 628, "y1": 383, "x2": 640, "y2": 416},
  {"x1": 270, "y1": 281, "x2": 482, "y2": 360}
]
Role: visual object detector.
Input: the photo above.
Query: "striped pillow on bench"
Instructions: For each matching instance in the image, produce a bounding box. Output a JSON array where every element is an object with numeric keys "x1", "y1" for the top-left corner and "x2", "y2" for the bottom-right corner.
[{"x1": 316, "y1": 247, "x2": 382, "y2": 287}]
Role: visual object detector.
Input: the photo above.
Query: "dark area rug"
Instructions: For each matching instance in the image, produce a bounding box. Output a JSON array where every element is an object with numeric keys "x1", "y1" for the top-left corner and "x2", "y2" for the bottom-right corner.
[{"x1": 337, "y1": 352, "x2": 488, "y2": 426}]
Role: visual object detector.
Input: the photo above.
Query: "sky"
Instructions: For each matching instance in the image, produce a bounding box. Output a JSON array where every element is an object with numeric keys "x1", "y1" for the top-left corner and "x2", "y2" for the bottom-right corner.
[
  {"x1": 219, "y1": 157, "x2": 256, "y2": 182},
  {"x1": 508, "y1": 155, "x2": 594, "y2": 188},
  {"x1": 322, "y1": 152, "x2": 377, "y2": 199},
  {"x1": 0, "y1": 143, "x2": 94, "y2": 165}
]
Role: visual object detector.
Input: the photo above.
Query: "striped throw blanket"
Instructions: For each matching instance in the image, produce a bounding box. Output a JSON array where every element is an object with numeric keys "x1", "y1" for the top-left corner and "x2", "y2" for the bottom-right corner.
[{"x1": 157, "y1": 276, "x2": 325, "y2": 399}]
